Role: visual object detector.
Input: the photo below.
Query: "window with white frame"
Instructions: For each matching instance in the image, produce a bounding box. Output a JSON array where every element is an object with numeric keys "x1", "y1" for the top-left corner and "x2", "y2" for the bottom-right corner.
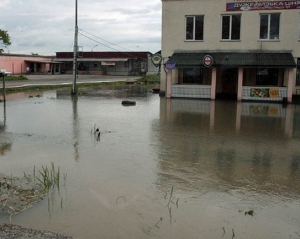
[
  {"x1": 296, "y1": 58, "x2": 300, "y2": 85},
  {"x1": 186, "y1": 16, "x2": 204, "y2": 41},
  {"x1": 221, "y1": 15, "x2": 241, "y2": 40},
  {"x1": 299, "y1": 14, "x2": 300, "y2": 40},
  {"x1": 259, "y1": 13, "x2": 280, "y2": 40}
]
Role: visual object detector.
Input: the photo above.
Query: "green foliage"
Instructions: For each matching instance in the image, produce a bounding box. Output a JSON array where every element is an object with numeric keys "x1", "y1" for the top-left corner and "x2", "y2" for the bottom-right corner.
[
  {"x1": 0, "y1": 29, "x2": 11, "y2": 53},
  {"x1": 137, "y1": 74, "x2": 160, "y2": 84},
  {"x1": 5, "y1": 75, "x2": 28, "y2": 81},
  {"x1": 245, "y1": 209, "x2": 254, "y2": 216}
]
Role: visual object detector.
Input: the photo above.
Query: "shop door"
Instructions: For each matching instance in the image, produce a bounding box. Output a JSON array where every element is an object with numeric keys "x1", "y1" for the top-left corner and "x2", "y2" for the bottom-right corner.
[{"x1": 222, "y1": 68, "x2": 237, "y2": 94}]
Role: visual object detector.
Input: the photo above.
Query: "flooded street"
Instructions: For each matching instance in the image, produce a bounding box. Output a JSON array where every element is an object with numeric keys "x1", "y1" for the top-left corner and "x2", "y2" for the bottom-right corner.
[{"x1": 0, "y1": 85, "x2": 300, "y2": 239}]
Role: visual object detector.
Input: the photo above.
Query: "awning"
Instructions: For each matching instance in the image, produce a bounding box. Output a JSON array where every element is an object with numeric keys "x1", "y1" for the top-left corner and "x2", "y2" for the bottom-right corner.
[
  {"x1": 166, "y1": 52, "x2": 296, "y2": 68},
  {"x1": 25, "y1": 60, "x2": 62, "y2": 64}
]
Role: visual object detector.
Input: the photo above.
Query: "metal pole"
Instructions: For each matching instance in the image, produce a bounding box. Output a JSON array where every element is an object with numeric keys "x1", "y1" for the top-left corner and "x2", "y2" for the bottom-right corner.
[
  {"x1": 2, "y1": 76, "x2": 6, "y2": 102},
  {"x1": 72, "y1": 0, "x2": 78, "y2": 94}
]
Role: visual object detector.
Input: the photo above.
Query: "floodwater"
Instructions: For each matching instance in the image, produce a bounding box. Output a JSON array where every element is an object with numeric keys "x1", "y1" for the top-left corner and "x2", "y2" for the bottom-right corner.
[{"x1": 0, "y1": 85, "x2": 300, "y2": 239}]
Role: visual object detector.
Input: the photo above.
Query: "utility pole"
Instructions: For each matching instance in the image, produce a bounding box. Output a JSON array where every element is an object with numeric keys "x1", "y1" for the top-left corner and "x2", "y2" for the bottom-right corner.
[
  {"x1": 72, "y1": 0, "x2": 78, "y2": 95},
  {"x1": 0, "y1": 70, "x2": 6, "y2": 102}
]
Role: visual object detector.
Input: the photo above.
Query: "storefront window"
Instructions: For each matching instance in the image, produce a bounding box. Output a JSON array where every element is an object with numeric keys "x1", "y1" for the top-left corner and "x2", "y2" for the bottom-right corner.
[
  {"x1": 183, "y1": 68, "x2": 203, "y2": 83},
  {"x1": 256, "y1": 68, "x2": 278, "y2": 85},
  {"x1": 296, "y1": 58, "x2": 300, "y2": 85}
]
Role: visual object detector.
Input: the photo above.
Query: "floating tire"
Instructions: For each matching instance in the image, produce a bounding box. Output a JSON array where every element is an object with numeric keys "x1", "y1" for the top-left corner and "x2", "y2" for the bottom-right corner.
[{"x1": 121, "y1": 100, "x2": 136, "y2": 106}]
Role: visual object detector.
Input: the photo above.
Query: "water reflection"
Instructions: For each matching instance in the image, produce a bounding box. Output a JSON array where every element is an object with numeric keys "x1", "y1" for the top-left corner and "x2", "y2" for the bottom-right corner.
[
  {"x1": 157, "y1": 99, "x2": 300, "y2": 201},
  {"x1": 72, "y1": 95, "x2": 80, "y2": 162},
  {"x1": 0, "y1": 88, "x2": 299, "y2": 238},
  {"x1": 0, "y1": 102, "x2": 12, "y2": 155}
]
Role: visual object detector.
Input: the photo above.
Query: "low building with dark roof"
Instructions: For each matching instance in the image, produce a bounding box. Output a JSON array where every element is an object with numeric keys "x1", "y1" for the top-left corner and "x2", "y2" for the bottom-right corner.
[{"x1": 54, "y1": 51, "x2": 159, "y2": 76}]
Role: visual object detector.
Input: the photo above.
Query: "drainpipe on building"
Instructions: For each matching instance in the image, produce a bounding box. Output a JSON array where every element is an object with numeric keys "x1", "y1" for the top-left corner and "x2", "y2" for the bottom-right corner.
[{"x1": 163, "y1": 62, "x2": 167, "y2": 98}]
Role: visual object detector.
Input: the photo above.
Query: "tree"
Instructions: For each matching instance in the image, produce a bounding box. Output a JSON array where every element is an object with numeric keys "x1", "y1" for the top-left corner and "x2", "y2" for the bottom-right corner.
[{"x1": 0, "y1": 29, "x2": 11, "y2": 53}]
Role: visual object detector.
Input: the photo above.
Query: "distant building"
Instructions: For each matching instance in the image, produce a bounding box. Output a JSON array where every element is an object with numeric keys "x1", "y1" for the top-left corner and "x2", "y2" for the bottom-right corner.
[
  {"x1": 0, "y1": 51, "x2": 159, "y2": 76},
  {"x1": 0, "y1": 54, "x2": 58, "y2": 75},
  {"x1": 54, "y1": 51, "x2": 159, "y2": 76},
  {"x1": 161, "y1": 0, "x2": 299, "y2": 103}
]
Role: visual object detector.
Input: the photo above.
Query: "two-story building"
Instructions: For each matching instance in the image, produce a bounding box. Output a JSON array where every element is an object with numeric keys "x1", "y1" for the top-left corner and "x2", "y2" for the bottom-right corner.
[{"x1": 161, "y1": 0, "x2": 300, "y2": 103}]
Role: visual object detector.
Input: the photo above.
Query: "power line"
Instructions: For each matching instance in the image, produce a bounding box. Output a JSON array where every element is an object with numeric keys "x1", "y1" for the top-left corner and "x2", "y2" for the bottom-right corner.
[
  {"x1": 79, "y1": 28, "x2": 134, "y2": 52},
  {"x1": 78, "y1": 30, "x2": 143, "y2": 58},
  {"x1": 79, "y1": 32, "x2": 121, "y2": 52}
]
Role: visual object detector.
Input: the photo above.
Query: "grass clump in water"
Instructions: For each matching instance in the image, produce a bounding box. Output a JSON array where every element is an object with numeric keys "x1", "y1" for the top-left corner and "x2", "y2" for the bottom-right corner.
[
  {"x1": 0, "y1": 163, "x2": 65, "y2": 218},
  {"x1": 34, "y1": 162, "x2": 60, "y2": 192}
]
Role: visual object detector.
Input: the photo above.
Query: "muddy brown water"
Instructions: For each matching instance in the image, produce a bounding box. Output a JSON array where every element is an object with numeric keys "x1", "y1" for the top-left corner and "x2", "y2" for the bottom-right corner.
[{"x1": 0, "y1": 85, "x2": 300, "y2": 239}]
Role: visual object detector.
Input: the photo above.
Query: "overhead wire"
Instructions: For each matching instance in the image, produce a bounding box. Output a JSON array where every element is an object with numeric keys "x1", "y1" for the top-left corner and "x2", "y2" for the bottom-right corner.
[
  {"x1": 79, "y1": 28, "x2": 134, "y2": 52},
  {"x1": 78, "y1": 28, "x2": 141, "y2": 58}
]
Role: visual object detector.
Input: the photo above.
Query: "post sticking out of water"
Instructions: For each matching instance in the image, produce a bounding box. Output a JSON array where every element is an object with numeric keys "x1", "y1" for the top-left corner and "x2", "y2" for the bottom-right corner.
[
  {"x1": 72, "y1": 0, "x2": 78, "y2": 95},
  {"x1": 2, "y1": 76, "x2": 5, "y2": 102}
]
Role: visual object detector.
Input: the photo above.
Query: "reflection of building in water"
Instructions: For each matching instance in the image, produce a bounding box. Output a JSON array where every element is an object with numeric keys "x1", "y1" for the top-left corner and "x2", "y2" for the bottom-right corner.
[{"x1": 155, "y1": 99, "x2": 300, "y2": 198}]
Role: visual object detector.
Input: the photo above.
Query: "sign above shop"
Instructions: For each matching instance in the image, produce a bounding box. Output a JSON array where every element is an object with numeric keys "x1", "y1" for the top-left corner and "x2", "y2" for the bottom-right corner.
[
  {"x1": 101, "y1": 61, "x2": 115, "y2": 66},
  {"x1": 165, "y1": 62, "x2": 176, "y2": 70},
  {"x1": 151, "y1": 54, "x2": 162, "y2": 67},
  {"x1": 226, "y1": 1, "x2": 300, "y2": 11},
  {"x1": 203, "y1": 55, "x2": 213, "y2": 67}
]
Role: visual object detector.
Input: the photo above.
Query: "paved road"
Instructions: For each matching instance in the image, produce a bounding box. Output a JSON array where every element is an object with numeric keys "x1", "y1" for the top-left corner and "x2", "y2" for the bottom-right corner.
[{"x1": 0, "y1": 74, "x2": 140, "y2": 88}]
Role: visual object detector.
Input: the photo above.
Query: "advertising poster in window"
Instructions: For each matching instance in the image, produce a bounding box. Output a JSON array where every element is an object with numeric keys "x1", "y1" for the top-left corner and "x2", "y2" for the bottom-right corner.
[
  {"x1": 250, "y1": 88, "x2": 269, "y2": 98},
  {"x1": 250, "y1": 88, "x2": 279, "y2": 98},
  {"x1": 226, "y1": 1, "x2": 300, "y2": 11}
]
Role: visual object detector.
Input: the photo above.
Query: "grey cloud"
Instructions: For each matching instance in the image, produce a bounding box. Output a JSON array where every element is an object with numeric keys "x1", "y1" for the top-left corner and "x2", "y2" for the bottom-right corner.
[{"x1": 1, "y1": 0, "x2": 162, "y2": 55}]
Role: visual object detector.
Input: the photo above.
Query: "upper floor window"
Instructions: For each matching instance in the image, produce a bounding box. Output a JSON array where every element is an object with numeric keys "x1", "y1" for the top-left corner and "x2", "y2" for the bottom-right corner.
[
  {"x1": 260, "y1": 13, "x2": 280, "y2": 40},
  {"x1": 222, "y1": 15, "x2": 241, "y2": 40},
  {"x1": 186, "y1": 16, "x2": 204, "y2": 41},
  {"x1": 299, "y1": 14, "x2": 300, "y2": 40}
]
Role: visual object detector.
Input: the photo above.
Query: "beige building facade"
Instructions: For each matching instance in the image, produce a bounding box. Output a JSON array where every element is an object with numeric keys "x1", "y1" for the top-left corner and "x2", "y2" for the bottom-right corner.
[{"x1": 161, "y1": 0, "x2": 300, "y2": 103}]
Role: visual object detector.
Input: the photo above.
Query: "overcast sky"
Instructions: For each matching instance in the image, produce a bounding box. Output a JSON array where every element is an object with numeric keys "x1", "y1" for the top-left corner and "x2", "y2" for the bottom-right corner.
[{"x1": 0, "y1": 0, "x2": 162, "y2": 56}]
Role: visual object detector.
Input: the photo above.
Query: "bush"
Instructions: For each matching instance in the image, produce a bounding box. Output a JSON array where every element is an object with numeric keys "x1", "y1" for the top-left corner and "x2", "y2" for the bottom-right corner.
[
  {"x1": 4, "y1": 75, "x2": 28, "y2": 81},
  {"x1": 137, "y1": 74, "x2": 160, "y2": 84}
]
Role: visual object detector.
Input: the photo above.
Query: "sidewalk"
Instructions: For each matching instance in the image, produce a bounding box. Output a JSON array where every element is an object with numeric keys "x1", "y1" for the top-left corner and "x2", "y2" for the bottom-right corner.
[{"x1": 0, "y1": 74, "x2": 140, "y2": 88}]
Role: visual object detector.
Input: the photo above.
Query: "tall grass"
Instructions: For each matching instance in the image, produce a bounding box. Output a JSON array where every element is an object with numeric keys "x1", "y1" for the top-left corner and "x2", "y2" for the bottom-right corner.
[
  {"x1": 35, "y1": 162, "x2": 60, "y2": 191},
  {"x1": 23, "y1": 162, "x2": 64, "y2": 193}
]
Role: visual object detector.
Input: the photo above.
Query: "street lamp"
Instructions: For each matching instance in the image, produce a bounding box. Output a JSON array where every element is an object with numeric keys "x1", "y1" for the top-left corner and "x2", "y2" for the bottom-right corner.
[{"x1": 91, "y1": 44, "x2": 98, "y2": 52}]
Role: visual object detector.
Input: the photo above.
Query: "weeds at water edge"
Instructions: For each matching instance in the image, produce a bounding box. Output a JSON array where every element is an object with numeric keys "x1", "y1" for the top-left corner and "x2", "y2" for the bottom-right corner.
[{"x1": 0, "y1": 163, "x2": 65, "y2": 218}]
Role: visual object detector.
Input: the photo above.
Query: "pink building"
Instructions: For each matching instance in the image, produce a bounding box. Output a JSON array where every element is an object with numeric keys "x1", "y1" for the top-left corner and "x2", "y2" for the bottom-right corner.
[{"x1": 0, "y1": 54, "x2": 61, "y2": 75}]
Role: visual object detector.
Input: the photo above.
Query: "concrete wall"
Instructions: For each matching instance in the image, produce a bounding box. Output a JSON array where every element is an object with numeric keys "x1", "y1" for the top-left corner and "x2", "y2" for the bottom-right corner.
[{"x1": 0, "y1": 54, "x2": 52, "y2": 75}]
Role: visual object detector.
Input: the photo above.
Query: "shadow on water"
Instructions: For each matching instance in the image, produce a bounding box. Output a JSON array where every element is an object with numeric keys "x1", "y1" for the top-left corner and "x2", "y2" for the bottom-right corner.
[{"x1": 0, "y1": 88, "x2": 300, "y2": 239}]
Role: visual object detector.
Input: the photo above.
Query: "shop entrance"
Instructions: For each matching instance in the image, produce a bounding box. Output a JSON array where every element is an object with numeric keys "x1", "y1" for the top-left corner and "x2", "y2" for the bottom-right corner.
[{"x1": 217, "y1": 68, "x2": 238, "y2": 100}]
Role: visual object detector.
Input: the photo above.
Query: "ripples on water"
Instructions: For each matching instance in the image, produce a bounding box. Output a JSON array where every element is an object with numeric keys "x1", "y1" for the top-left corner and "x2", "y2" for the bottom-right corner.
[{"x1": 0, "y1": 86, "x2": 300, "y2": 239}]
